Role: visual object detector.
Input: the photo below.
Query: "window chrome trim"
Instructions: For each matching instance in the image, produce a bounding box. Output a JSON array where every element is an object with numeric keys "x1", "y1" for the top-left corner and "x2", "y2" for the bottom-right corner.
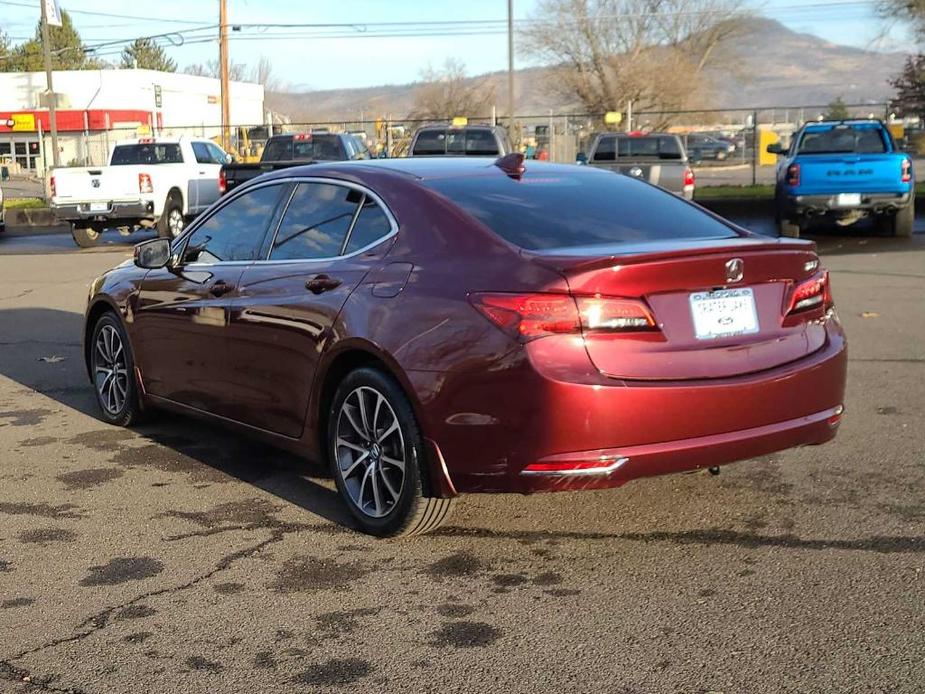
[{"x1": 259, "y1": 176, "x2": 399, "y2": 264}]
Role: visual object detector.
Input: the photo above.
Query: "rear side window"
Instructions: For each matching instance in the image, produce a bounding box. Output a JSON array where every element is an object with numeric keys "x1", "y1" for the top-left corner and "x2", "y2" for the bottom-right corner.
[
  {"x1": 270, "y1": 183, "x2": 362, "y2": 260},
  {"x1": 413, "y1": 129, "x2": 447, "y2": 155},
  {"x1": 426, "y1": 171, "x2": 737, "y2": 250},
  {"x1": 344, "y1": 198, "x2": 392, "y2": 253},
  {"x1": 183, "y1": 184, "x2": 284, "y2": 263},
  {"x1": 111, "y1": 143, "x2": 182, "y2": 165},
  {"x1": 798, "y1": 126, "x2": 887, "y2": 154}
]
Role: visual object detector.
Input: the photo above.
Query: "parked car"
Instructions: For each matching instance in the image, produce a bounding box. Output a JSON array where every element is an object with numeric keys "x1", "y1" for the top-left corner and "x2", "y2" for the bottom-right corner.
[
  {"x1": 50, "y1": 136, "x2": 230, "y2": 248},
  {"x1": 221, "y1": 132, "x2": 371, "y2": 195},
  {"x1": 408, "y1": 125, "x2": 512, "y2": 157},
  {"x1": 768, "y1": 119, "x2": 914, "y2": 237},
  {"x1": 687, "y1": 133, "x2": 736, "y2": 161},
  {"x1": 84, "y1": 155, "x2": 847, "y2": 537},
  {"x1": 579, "y1": 132, "x2": 695, "y2": 199}
]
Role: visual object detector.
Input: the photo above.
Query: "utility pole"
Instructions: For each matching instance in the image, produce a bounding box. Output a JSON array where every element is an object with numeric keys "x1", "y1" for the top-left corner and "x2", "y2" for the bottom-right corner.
[
  {"x1": 507, "y1": 0, "x2": 515, "y2": 132},
  {"x1": 40, "y1": 0, "x2": 60, "y2": 168},
  {"x1": 219, "y1": 0, "x2": 230, "y2": 152}
]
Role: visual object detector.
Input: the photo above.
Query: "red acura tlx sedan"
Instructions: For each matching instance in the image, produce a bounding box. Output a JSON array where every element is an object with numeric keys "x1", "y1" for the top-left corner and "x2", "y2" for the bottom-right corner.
[{"x1": 83, "y1": 155, "x2": 847, "y2": 536}]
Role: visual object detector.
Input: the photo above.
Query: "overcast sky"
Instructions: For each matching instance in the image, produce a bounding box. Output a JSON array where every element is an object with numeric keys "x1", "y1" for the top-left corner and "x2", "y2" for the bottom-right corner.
[{"x1": 0, "y1": 0, "x2": 906, "y2": 90}]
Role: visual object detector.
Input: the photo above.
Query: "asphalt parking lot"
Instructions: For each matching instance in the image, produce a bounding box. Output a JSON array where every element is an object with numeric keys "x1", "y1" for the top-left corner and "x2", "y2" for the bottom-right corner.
[{"x1": 0, "y1": 225, "x2": 923, "y2": 693}]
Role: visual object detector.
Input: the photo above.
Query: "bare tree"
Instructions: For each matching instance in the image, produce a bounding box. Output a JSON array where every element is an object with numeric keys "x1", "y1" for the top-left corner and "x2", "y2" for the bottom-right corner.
[
  {"x1": 408, "y1": 59, "x2": 497, "y2": 121},
  {"x1": 182, "y1": 59, "x2": 248, "y2": 81},
  {"x1": 521, "y1": 0, "x2": 749, "y2": 125},
  {"x1": 250, "y1": 55, "x2": 284, "y2": 92}
]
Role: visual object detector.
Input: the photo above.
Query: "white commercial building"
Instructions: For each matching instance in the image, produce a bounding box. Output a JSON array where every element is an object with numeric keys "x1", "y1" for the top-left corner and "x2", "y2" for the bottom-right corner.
[{"x1": 0, "y1": 69, "x2": 265, "y2": 171}]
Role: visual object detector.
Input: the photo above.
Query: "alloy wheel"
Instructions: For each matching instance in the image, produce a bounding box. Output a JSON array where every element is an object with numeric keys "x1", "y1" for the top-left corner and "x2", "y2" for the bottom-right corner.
[
  {"x1": 334, "y1": 386, "x2": 406, "y2": 518},
  {"x1": 168, "y1": 208, "x2": 185, "y2": 238},
  {"x1": 93, "y1": 324, "x2": 129, "y2": 416}
]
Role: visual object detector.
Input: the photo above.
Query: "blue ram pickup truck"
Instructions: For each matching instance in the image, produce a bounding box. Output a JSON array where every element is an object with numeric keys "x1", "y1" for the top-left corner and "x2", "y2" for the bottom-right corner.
[{"x1": 768, "y1": 120, "x2": 914, "y2": 238}]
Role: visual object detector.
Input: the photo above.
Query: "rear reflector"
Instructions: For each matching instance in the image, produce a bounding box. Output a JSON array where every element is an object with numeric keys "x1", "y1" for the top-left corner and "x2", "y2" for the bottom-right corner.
[
  {"x1": 901, "y1": 158, "x2": 912, "y2": 184},
  {"x1": 218, "y1": 169, "x2": 227, "y2": 194},
  {"x1": 827, "y1": 405, "x2": 844, "y2": 428},
  {"x1": 469, "y1": 292, "x2": 659, "y2": 342},
  {"x1": 522, "y1": 456, "x2": 629, "y2": 477},
  {"x1": 683, "y1": 166, "x2": 695, "y2": 188}
]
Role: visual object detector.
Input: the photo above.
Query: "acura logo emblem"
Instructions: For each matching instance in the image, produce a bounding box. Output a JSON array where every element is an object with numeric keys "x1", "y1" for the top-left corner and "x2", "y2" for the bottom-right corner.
[{"x1": 725, "y1": 258, "x2": 744, "y2": 283}]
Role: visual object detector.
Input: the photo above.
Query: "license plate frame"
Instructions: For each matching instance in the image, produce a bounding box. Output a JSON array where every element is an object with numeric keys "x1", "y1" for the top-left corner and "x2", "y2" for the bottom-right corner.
[
  {"x1": 835, "y1": 193, "x2": 861, "y2": 207},
  {"x1": 689, "y1": 288, "x2": 760, "y2": 341},
  {"x1": 88, "y1": 202, "x2": 109, "y2": 212}
]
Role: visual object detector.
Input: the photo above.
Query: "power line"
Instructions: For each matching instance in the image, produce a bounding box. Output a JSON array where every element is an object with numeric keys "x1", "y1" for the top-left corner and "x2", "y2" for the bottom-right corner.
[{"x1": 0, "y1": 0, "x2": 215, "y2": 24}]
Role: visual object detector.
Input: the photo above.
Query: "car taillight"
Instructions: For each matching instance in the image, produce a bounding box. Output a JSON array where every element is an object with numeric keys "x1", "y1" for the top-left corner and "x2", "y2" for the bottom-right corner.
[
  {"x1": 469, "y1": 292, "x2": 657, "y2": 342},
  {"x1": 786, "y1": 271, "x2": 832, "y2": 315},
  {"x1": 786, "y1": 163, "x2": 800, "y2": 187},
  {"x1": 683, "y1": 166, "x2": 695, "y2": 188},
  {"x1": 218, "y1": 169, "x2": 227, "y2": 194},
  {"x1": 138, "y1": 172, "x2": 153, "y2": 194},
  {"x1": 901, "y1": 158, "x2": 912, "y2": 183},
  {"x1": 50, "y1": 175, "x2": 56, "y2": 197}
]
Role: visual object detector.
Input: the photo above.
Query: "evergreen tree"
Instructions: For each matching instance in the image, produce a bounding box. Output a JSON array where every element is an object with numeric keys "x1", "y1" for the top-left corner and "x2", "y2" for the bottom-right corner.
[
  {"x1": 120, "y1": 38, "x2": 176, "y2": 72},
  {"x1": 5, "y1": 10, "x2": 100, "y2": 71},
  {"x1": 890, "y1": 54, "x2": 925, "y2": 121},
  {"x1": 823, "y1": 97, "x2": 850, "y2": 121}
]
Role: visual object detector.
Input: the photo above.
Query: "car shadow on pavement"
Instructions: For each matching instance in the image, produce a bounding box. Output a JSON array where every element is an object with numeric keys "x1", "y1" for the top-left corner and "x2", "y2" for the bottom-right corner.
[{"x1": 0, "y1": 306, "x2": 355, "y2": 530}]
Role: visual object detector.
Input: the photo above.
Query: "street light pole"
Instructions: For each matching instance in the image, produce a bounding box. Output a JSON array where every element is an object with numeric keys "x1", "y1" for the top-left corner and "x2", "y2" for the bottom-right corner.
[
  {"x1": 507, "y1": 0, "x2": 515, "y2": 132},
  {"x1": 219, "y1": 0, "x2": 231, "y2": 152},
  {"x1": 40, "y1": 0, "x2": 60, "y2": 168}
]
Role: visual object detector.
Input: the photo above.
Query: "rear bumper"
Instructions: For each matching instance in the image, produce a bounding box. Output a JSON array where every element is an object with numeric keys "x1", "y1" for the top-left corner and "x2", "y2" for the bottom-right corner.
[
  {"x1": 411, "y1": 317, "x2": 847, "y2": 495},
  {"x1": 783, "y1": 191, "x2": 911, "y2": 217},
  {"x1": 52, "y1": 200, "x2": 155, "y2": 224}
]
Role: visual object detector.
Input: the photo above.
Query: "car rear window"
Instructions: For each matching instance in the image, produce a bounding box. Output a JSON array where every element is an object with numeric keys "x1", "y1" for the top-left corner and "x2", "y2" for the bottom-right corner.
[
  {"x1": 798, "y1": 126, "x2": 887, "y2": 154},
  {"x1": 425, "y1": 170, "x2": 737, "y2": 250},
  {"x1": 111, "y1": 143, "x2": 182, "y2": 165},
  {"x1": 262, "y1": 135, "x2": 344, "y2": 162},
  {"x1": 413, "y1": 129, "x2": 500, "y2": 156},
  {"x1": 593, "y1": 136, "x2": 682, "y2": 161}
]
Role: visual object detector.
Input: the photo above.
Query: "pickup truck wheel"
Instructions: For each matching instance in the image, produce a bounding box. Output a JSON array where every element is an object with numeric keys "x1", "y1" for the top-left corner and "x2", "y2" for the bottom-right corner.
[
  {"x1": 778, "y1": 218, "x2": 802, "y2": 238},
  {"x1": 716, "y1": 150, "x2": 727, "y2": 161},
  {"x1": 157, "y1": 194, "x2": 185, "y2": 239},
  {"x1": 892, "y1": 200, "x2": 915, "y2": 238},
  {"x1": 72, "y1": 223, "x2": 102, "y2": 248}
]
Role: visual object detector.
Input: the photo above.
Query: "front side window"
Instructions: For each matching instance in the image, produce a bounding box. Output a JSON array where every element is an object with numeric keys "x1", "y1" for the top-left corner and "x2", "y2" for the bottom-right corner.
[
  {"x1": 183, "y1": 184, "x2": 284, "y2": 263},
  {"x1": 270, "y1": 183, "x2": 362, "y2": 260}
]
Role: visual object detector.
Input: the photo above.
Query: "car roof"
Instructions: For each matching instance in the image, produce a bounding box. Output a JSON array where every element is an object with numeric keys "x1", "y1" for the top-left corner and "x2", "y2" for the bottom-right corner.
[
  {"x1": 803, "y1": 120, "x2": 883, "y2": 131},
  {"x1": 260, "y1": 157, "x2": 586, "y2": 182}
]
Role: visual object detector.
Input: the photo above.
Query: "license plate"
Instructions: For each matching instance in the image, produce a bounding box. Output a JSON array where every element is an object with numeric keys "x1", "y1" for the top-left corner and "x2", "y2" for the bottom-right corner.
[
  {"x1": 89, "y1": 202, "x2": 109, "y2": 212},
  {"x1": 690, "y1": 288, "x2": 759, "y2": 340},
  {"x1": 835, "y1": 193, "x2": 861, "y2": 207}
]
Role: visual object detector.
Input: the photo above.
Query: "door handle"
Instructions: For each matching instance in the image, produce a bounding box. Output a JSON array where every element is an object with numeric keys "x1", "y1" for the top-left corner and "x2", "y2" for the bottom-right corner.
[
  {"x1": 209, "y1": 280, "x2": 234, "y2": 297},
  {"x1": 305, "y1": 274, "x2": 342, "y2": 294}
]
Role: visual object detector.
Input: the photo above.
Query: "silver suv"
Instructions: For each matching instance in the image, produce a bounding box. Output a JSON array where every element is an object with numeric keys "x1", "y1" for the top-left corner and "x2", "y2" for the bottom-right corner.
[{"x1": 580, "y1": 132, "x2": 695, "y2": 199}]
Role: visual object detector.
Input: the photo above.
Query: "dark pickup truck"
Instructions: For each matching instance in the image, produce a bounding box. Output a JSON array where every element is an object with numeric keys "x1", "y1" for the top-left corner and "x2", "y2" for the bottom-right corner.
[{"x1": 220, "y1": 132, "x2": 371, "y2": 194}]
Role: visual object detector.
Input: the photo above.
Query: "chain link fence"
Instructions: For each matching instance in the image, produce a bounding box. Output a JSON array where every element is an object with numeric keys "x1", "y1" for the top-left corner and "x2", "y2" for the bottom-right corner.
[{"x1": 37, "y1": 102, "x2": 892, "y2": 184}]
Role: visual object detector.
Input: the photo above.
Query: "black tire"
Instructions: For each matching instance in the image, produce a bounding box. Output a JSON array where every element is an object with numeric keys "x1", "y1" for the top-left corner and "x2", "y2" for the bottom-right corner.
[
  {"x1": 328, "y1": 367, "x2": 455, "y2": 537},
  {"x1": 778, "y1": 217, "x2": 802, "y2": 238},
  {"x1": 89, "y1": 312, "x2": 143, "y2": 427},
  {"x1": 891, "y1": 199, "x2": 915, "y2": 238},
  {"x1": 157, "y1": 192, "x2": 186, "y2": 239},
  {"x1": 72, "y1": 223, "x2": 102, "y2": 248}
]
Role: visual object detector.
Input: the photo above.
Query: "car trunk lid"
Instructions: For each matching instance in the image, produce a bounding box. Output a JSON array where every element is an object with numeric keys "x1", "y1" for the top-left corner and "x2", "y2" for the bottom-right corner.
[
  {"x1": 794, "y1": 153, "x2": 900, "y2": 194},
  {"x1": 527, "y1": 238, "x2": 829, "y2": 381}
]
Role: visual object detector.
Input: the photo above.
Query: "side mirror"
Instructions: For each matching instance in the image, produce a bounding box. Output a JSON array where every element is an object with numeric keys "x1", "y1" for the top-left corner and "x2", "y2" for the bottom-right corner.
[
  {"x1": 134, "y1": 237, "x2": 173, "y2": 269},
  {"x1": 576, "y1": 152, "x2": 588, "y2": 165},
  {"x1": 766, "y1": 143, "x2": 783, "y2": 155}
]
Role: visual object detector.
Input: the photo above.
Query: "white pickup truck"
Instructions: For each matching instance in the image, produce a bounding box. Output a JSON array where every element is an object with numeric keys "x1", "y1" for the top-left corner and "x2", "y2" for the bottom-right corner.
[{"x1": 50, "y1": 136, "x2": 230, "y2": 247}]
